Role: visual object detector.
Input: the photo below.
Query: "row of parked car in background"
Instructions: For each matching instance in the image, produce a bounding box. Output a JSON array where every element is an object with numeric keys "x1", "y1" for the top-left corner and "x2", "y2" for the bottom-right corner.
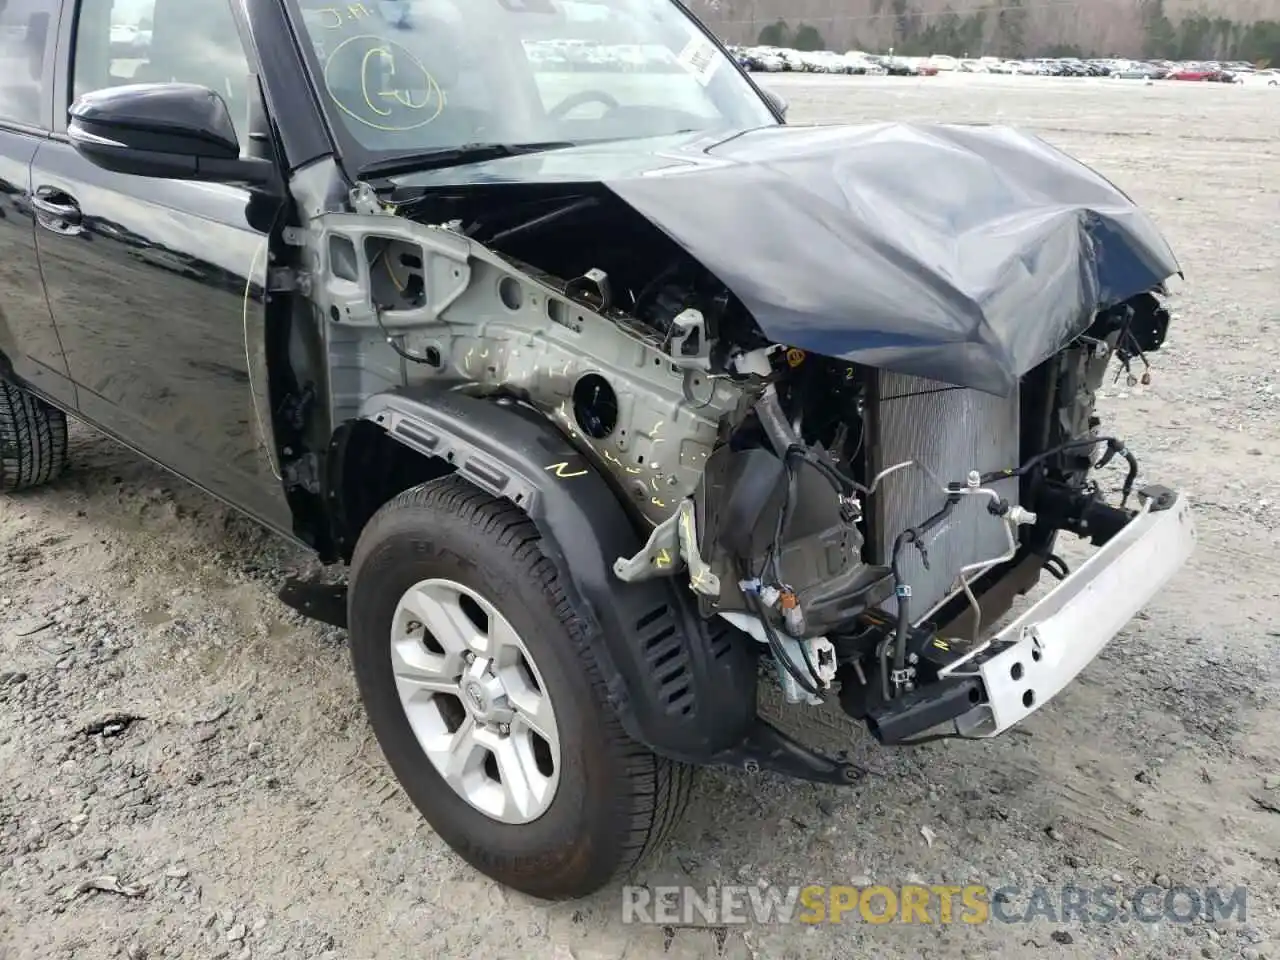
[
  {"x1": 103, "y1": 20, "x2": 1276, "y2": 88},
  {"x1": 731, "y1": 46, "x2": 1280, "y2": 86}
]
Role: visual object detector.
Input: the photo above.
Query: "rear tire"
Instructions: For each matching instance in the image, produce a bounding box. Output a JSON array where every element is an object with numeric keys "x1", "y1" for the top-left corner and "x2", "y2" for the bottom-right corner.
[
  {"x1": 347, "y1": 474, "x2": 694, "y2": 899},
  {"x1": 0, "y1": 379, "x2": 69, "y2": 493}
]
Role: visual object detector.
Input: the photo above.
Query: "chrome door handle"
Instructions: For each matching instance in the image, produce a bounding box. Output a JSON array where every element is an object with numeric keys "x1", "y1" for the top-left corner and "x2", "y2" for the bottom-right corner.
[{"x1": 32, "y1": 191, "x2": 82, "y2": 225}]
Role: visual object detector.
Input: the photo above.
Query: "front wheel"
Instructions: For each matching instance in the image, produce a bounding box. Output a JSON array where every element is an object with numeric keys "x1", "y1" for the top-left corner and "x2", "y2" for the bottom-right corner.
[{"x1": 347, "y1": 475, "x2": 694, "y2": 899}]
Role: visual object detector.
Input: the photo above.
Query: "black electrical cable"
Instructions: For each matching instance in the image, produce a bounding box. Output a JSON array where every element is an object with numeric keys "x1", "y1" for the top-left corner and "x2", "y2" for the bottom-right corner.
[
  {"x1": 764, "y1": 451, "x2": 800, "y2": 587},
  {"x1": 741, "y1": 559, "x2": 822, "y2": 699},
  {"x1": 886, "y1": 495, "x2": 960, "y2": 697},
  {"x1": 747, "y1": 391, "x2": 837, "y2": 693},
  {"x1": 781, "y1": 425, "x2": 1140, "y2": 700},
  {"x1": 1113, "y1": 307, "x2": 1152, "y2": 383},
  {"x1": 370, "y1": 248, "x2": 436, "y2": 366},
  {"x1": 374, "y1": 304, "x2": 438, "y2": 366},
  {"x1": 804, "y1": 449, "x2": 866, "y2": 496},
  {"x1": 983, "y1": 436, "x2": 1117, "y2": 482},
  {"x1": 1097, "y1": 441, "x2": 1141, "y2": 507},
  {"x1": 765, "y1": 605, "x2": 821, "y2": 698},
  {"x1": 760, "y1": 452, "x2": 825, "y2": 689},
  {"x1": 889, "y1": 530, "x2": 914, "y2": 678},
  {"x1": 1044, "y1": 553, "x2": 1070, "y2": 581},
  {"x1": 796, "y1": 622, "x2": 822, "y2": 686},
  {"x1": 772, "y1": 426, "x2": 969, "y2": 700},
  {"x1": 981, "y1": 435, "x2": 1140, "y2": 506}
]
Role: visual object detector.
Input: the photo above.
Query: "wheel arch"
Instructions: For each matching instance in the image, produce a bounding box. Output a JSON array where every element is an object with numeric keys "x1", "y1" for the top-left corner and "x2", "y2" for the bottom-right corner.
[{"x1": 324, "y1": 386, "x2": 761, "y2": 765}]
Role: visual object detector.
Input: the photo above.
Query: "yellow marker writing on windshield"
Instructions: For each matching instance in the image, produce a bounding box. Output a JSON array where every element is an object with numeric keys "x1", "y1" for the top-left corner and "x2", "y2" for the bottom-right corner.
[
  {"x1": 361, "y1": 47, "x2": 394, "y2": 116},
  {"x1": 360, "y1": 47, "x2": 436, "y2": 114},
  {"x1": 323, "y1": 35, "x2": 445, "y2": 132},
  {"x1": 316, "y1": 3, "x2": 371, "y2": 29}
]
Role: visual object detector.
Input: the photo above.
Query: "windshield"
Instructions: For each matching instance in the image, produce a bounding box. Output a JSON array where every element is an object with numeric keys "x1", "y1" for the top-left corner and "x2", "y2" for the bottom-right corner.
[{"x1": 289, "y1": 0, "x2": 777, "y2": 167}]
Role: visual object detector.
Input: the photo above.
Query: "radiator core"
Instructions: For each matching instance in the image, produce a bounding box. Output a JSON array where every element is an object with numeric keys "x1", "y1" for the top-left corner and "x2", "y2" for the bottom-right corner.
[{"x1": 870, "y1": 373, "x2": 1021, "y2": 619}]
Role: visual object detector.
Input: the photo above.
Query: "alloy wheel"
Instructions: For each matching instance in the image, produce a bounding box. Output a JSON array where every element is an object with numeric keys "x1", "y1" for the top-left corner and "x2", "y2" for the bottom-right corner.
[{"x1": 389, "y1": 578, "x2": 561, "y2": 824}]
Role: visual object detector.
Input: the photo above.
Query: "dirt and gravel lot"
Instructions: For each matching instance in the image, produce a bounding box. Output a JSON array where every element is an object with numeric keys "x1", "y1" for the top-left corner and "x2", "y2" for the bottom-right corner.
[{"x1": 3, "y1": 73, "x2": 1279, "y2": 960}]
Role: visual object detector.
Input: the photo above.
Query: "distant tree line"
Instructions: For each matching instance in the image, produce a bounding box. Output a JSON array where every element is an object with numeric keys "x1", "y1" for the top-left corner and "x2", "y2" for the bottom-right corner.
[
  {"x1": 1140, "y1": 1, "x2": 1279, "y2": 63},
  {"x1": 757, "y1": 19, "x2": 827, "y2": 50},
  {"x1": 750, "y1": 1, "x2": 1279, "y2": 65}
]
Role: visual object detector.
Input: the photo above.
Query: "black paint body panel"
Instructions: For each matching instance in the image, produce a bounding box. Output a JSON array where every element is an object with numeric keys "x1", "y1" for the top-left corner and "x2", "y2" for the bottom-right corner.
[
  {"x1": 30, "y1": 138, "x2": 294, "y2": 528},
  {"x1": 0, "y1": 128, "x2": 76, "y2": 407},
  {"x1": 389, "y1": 124, "x2": 1182, "y2": 396}
]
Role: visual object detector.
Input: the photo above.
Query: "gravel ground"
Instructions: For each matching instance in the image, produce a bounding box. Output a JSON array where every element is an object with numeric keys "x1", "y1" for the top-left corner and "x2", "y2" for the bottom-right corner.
[{"x1": 3, "y1": 73, "x2": 1279, "y2": 960}]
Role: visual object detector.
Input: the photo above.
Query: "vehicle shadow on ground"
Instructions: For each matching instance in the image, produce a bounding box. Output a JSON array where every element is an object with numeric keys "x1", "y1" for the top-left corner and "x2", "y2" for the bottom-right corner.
[{"x1": 43, "y1": 420, "x2": 316, "y2": 569}]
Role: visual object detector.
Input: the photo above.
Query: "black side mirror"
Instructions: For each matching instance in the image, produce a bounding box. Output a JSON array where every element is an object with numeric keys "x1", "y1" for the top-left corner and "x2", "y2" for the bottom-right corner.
[
  {"x1": 68, "y1": 82, "x2": 275, "y2": 186},
  {"x1": 760, "y1": 86, "x2": 788, "y2": 120}
]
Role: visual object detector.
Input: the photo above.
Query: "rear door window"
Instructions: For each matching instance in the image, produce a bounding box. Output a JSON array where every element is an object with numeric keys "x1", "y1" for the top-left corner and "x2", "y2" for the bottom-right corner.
[{"x1": 0, "y1": 0, "x2": 57, "y2": 128}]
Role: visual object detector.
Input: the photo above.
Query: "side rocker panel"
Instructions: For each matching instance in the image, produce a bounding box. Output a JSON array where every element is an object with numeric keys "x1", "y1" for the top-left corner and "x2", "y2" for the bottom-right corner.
[{"x1": 352, "y1": 387, "x2": 760, "y2": 764}]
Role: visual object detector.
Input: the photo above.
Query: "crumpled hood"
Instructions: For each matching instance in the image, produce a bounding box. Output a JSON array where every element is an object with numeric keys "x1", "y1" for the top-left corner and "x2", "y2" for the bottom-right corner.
[{"x1": 391, "y1": 122, "x2": 1181, "y2": 395}]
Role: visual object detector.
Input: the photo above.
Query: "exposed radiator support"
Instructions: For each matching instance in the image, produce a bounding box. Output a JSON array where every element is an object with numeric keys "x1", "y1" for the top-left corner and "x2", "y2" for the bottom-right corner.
[{"x1": 869, "y1": 372, "x2": 1021, "y2": 618}]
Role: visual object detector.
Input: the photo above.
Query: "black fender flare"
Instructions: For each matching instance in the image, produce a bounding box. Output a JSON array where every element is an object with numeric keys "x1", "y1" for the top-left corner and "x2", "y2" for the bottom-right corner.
[{"x1": 351, "y1": 387, "x2": 761, "y2": 764}]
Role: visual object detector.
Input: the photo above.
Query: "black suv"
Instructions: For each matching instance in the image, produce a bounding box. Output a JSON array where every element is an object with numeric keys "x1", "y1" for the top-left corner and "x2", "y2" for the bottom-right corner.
[{"x1": 1, "y1": 0, "x2": 1194, "y2": 901}]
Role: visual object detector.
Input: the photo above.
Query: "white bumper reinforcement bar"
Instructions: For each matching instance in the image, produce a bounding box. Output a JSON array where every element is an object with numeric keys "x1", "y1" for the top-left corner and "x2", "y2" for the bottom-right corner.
[{"x1": 949, "y1": 490, "x2": 1196, "y2": 737}]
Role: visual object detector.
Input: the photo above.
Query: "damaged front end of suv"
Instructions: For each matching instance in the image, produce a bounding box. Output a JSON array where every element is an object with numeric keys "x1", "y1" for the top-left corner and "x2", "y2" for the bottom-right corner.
[
  {"x1": 267, "y1": 0, "x2": 1196, "y2": 787},
  {"x1": 281, "y1": 124, "x2": 1195, "y2": 777}
]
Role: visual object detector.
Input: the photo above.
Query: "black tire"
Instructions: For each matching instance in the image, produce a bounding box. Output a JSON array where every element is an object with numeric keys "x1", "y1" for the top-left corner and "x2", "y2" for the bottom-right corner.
[
  {"x1": 347, "y1": 474, "x2": 694, "y2": 900},
  {"x1": 0, "y1": 379, "x2": 69, "y2": 493}
]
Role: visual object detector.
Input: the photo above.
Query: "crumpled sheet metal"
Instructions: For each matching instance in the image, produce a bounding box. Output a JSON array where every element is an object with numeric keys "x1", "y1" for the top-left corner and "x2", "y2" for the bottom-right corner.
[{"x1": 603, "y1": 122, "x2": 1181, "y2": 396}]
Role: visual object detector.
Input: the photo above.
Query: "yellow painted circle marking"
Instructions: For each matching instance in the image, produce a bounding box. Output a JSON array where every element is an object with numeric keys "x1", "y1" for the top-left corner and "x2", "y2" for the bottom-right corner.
[{"x1": 322, "y1": 34, "x2": 446, "y2": 132}]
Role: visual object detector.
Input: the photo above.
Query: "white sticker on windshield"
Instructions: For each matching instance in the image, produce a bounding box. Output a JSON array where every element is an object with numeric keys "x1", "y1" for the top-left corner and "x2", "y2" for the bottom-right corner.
[{"x1": 676, "y1": 32, "x2": 722, "y2": 86}]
